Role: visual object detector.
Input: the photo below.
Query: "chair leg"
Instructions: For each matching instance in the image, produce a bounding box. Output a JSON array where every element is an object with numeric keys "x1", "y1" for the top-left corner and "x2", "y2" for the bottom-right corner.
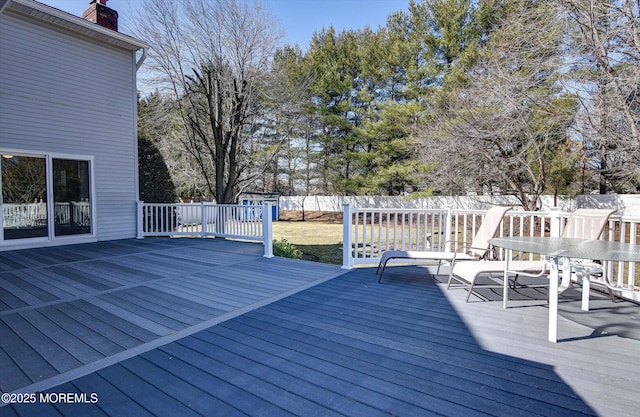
[
  {"x1": 377, "y1": 261, "x2": 389, "y2": 283},
  {"x1": 446, "y1": 271, "x2": 455, "y2": 289},
  {"x1": 465, "y1": 281, "x2": 475, "y2": 302}
]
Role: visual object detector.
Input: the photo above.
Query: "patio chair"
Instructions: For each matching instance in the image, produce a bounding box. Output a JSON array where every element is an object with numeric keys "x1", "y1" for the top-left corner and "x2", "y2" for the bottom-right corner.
[
  {"x1": 563, "y1": 209, "x2": 618, "y2": 309},
  {"x1": 447, "y1": 208, "x2": 617, "y2": 303},
  {"x1": 376, "y1": 206, "x2": 512, "y2": 282}
]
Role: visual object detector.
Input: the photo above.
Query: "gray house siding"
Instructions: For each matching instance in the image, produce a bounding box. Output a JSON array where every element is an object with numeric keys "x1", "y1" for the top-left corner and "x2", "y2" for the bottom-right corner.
[{"x1": 0, "y1": 7, "x2": 140, "y2": 245}]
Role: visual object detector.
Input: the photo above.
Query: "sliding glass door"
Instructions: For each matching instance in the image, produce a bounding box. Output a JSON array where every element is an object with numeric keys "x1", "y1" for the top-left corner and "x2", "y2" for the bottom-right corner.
[
  {"x1": 1, "y1": 155, "x2": 48, "y2": 240},
  {"x1": 1, "y1": 152, "x2": 93, "y2": 243},
  {"x1": 53, "y1": 159, "x2": 91, "y2": 236}
]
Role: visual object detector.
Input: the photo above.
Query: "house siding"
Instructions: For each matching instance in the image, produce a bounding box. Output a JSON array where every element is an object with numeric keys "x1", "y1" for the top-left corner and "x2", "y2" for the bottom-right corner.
[{"x1": 0, "y1": 10, "x2": 139, "y2": 243}]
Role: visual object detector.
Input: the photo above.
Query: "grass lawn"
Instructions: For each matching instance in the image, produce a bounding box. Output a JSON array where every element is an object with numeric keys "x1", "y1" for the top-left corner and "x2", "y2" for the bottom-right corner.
[{"x1": 272, "y1": 211, "x2": 343, "y2": 264}]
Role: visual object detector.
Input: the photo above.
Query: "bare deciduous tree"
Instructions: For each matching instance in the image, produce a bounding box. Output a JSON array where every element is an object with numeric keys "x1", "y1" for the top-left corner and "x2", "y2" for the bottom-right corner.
[
  {"x1": 560, "y1": 0, "x2": 640, "y2": 191},
  {"x1": 420, "y1": 0, "x2": 577, "y2": 210},
  {"x1": 133, "y1": 0, "x2": 282, "y2": 203}
]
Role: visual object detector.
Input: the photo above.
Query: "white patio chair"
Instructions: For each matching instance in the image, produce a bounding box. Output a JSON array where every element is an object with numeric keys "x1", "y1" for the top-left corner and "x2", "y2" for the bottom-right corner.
[
  {"x1": 447, "y1": 208, "x2": 616, "y2": 303},
  {"x1": 376, "y1": 206, "x2": 512, "y2": 282}
]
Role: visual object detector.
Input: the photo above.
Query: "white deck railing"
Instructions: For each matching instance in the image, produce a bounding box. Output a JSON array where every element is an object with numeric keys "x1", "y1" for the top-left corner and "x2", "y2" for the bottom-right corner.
[
  {"x1": 137, "y1": 202, "x2": 273, "y2": 258},
  {"x1": 342, "y1": 205, "x2": 451, "y2": 267},
  {"x1": 3, "y1": 201, "x2": 91, "y2": 228},
  {"x1": 343, "y1": 204, "x2": 640, "y2": 302}
]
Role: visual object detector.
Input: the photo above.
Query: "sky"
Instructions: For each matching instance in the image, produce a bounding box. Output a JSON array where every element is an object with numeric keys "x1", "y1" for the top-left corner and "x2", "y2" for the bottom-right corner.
[{"x1": 41, "y1": 0, "x2": 410, "y2": 49}]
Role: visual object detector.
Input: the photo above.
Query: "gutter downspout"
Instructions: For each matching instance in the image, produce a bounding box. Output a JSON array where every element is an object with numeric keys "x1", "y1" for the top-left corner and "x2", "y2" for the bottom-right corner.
[
  {"x1": 135, "y1": 47, "x2": 147, "y2": 71},
  {"x1": 133, "y1": 46, "x2": 147, "y2": 215}
]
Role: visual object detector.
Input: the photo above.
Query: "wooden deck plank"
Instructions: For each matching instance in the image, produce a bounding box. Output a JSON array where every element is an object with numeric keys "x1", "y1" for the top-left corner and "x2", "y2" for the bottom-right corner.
[
  {"x1": 165, "y1": 341, "x2": 343, "y2": 417},
  {"x1": 0, "y1": 252, "x2": 33, "y2": 271},
  {"x1": 95, "y1": 364, "x2": 204, "y2": 417},
  {"x1": 0, "y1": 288, "x2": 28, "y2": 312},
  {"x1": 0, "y1": 400, "x2": 63, "y2": 417},
  {"x1": 0, "y1": 404, "x2": 20, "y2": 417},
  {"x1": 146, "y1": 281, "x2": 246, "y2": 310},
  {"x1": 86, "y1": 298, "x2": 173, "y2": 336},
  {"x1": 244, "y1": 303, "x2": 566, "y2": 389},
  {"x1": 34, "y1": 382, "x2": 109, "y2": 417},
  {"x1": 147, "y1": 347, "x2": 294, "y2": 417},
  {"x1": 9, "y1": 269, "x2": 79, "y2": 301},
  {"x1": 157, "y1": 275, "x2": 265, "y2": 304},
  {"x1": 171, "y1": 272, "x2": 276, "y2": 298},
  {"x1": 1, "y1": 240, "x2": 637, "y2": 417},
  {"x1": 104, "y1": 255, "x2": 208, "y2": 277},
  {"x1": 24, "y1": 269, "x2": 101, "y2": 298},
  {"x1": 235, "y1": 311, "x2": 582, "y2": 415},
  {"x1": 0, "y1": 276, "x2": 48, "y2": 308},
  {"x1": 76, "y1": 260, "x2": 165, "y2": 283},
  {"x1": 64, "y1": 300, "x2": 159, "y2": 343},
  {"x1": 17, "y1": 310, "x2": 104, "y2": 365},
  {"x1": 70, "y1": 373, "x2": 156, "y2": 417},
  {"x1": 120, "y1": 355, "x2": 247, "y2": 417},
  {"x1": 0, "y1": 320, "x2": 59, "y2": 387},
  {"x1": 0, "y1": 344, "x2": 31, "y2": 394},
  {"x1": 53, "y1": 264, "x2": 140, "y2": 291},
  {"x1": 1, "y1": 313, "x2": 82, "y2": 373},
  {"x1": 98, "y1": 291, "x2": 199, "y2": 328},
  {"x1": 233, "y1": 306, "x2": 592, "y2": 415},
  {"x1": 34, "y1": 306, "x2": 124, "y2": 357},
  {"x1": 183, "y1": 329, "x2": 450, "y2": 417},
  {"x1": 118, "y1": 286, "x2": 225, "y2": 320},
  {"x1": 43, "y1": 266, "x2": 114, "y2": 292},
  {"x1": 51, "y1": 302, "x2": 150, "y2": 350},
  {"x1": 0, "y1": 272, "x2": 59, "y2": 304},
  {"x1": 185, "y1": 271, "x2": 293, "y2": 294}
]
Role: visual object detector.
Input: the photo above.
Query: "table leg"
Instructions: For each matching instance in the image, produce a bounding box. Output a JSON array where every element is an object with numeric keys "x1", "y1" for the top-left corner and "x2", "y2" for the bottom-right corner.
[
  {"x1": 503, "y1": 249, "x2": 512, "y2": 309},
  {"x1": 548, "y1": 255, "x2": 559, "y2": 343}
]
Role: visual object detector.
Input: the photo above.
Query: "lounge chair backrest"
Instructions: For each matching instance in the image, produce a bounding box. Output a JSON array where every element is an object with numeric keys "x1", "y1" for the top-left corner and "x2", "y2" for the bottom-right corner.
[
  {"x1": 561, "y1": 209, "x2": 616, "y2": 240},
  {"x1": 467, "y1": 206, "x2": 512, "y2": 258}
]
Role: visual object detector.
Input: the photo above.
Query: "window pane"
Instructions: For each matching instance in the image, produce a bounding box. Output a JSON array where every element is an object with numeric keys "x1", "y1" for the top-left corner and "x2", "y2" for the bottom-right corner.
[
  {"x1": 2, "y1": 155, "x2": 48, "y2": 240},
  {"x1": 53, "y1": 159, "x2": 91, "y2": 236}
]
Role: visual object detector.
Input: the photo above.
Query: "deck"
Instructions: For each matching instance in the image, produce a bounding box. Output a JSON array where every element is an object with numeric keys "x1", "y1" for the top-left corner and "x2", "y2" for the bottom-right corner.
[{"x1": 1, "y1": 239, "x2": 639, "y2": 416}]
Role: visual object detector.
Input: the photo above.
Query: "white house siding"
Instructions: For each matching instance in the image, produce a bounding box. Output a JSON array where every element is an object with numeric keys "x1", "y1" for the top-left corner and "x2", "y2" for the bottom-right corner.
[{"x1": 0, "y1": 9, "x2": 138, "y2": 242}]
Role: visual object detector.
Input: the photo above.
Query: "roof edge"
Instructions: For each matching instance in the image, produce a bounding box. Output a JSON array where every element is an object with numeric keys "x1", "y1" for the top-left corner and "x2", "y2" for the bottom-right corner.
[{"x1": 4, "y1": 0, "x2": 148, "y2": 51}]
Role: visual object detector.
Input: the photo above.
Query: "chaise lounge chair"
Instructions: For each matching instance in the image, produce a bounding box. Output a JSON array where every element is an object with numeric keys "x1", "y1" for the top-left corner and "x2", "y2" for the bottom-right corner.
[
  {"x1": 447, "y1": 208, "x2": 617, "y2": 302},
  {"x1": 376, "y1": 206, "x2": 512, "y2": 282}
]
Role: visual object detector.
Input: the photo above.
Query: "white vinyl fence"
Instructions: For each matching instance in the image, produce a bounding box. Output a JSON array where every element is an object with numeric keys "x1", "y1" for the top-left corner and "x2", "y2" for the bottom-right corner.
[{"x1": 137, "y1": 202, "x2": 273, "y2": 257}]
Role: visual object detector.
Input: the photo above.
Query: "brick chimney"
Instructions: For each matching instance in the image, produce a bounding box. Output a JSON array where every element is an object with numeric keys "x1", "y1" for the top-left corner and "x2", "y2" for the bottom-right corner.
[{"x1": 82, "y1": 0, "x2": 118, "y2": 31}]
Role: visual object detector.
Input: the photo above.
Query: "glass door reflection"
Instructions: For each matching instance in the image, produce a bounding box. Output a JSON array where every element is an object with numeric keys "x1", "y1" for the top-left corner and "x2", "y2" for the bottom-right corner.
[
  {"x1": 1, "y1": 155, "x2": 49, "y2": 240},
  {"x1": 53, "y1": 159, "x2": 91, "y2": 236}
]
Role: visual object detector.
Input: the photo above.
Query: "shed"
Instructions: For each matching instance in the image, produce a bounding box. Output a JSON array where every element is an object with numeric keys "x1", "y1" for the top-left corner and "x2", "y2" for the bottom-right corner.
[{"x1": 239, "y1": 192, "x2": 280, "y2": 221}]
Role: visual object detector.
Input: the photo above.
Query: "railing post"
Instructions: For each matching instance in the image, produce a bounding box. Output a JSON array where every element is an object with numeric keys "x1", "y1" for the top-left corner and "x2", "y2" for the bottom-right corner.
[
  {"x1": 549, "y1": 208, "x2": 562, "y2": 237},
  {"x1": 201, "y1": 202, "x2": 206, "y2": 238},
  {"x1": 444, "y1": 208, "x2": 452, "y2": 252},
  {"x1": 342, "y1": 203, "x2": 353, "y2": 269},
  {"x1": 136, "y1": 201, "x2": 144, "y2": 239},
  {"x1": 263, "y1": 202, "x2": 273, "y2": 258}
]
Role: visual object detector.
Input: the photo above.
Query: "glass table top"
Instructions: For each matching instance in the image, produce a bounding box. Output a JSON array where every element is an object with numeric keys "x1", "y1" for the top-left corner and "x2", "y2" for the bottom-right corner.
[{"x1": 489, "y1": 236, "x2": 640, "y2": 262}]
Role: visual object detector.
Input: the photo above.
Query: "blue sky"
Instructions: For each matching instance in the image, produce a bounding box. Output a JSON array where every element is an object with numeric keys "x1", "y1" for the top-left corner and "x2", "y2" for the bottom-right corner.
[{"x1": 42, "y1": 0, "x2": 409, "y2": 48}]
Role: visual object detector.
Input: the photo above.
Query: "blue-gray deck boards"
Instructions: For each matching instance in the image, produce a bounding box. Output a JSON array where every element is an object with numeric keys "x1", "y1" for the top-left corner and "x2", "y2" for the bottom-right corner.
[
  {"x1": 0, "y1": 238, "x2": 341, "y2": 397},
  {"x1": 1, "y1": 240, "x2": 639, "y2": 416}
]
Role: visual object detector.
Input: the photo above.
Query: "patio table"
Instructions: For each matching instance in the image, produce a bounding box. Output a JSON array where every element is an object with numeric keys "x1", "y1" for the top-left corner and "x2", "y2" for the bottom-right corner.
[{"x1": 489, "y1": 236, "x2": 640, "y2": 342}]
